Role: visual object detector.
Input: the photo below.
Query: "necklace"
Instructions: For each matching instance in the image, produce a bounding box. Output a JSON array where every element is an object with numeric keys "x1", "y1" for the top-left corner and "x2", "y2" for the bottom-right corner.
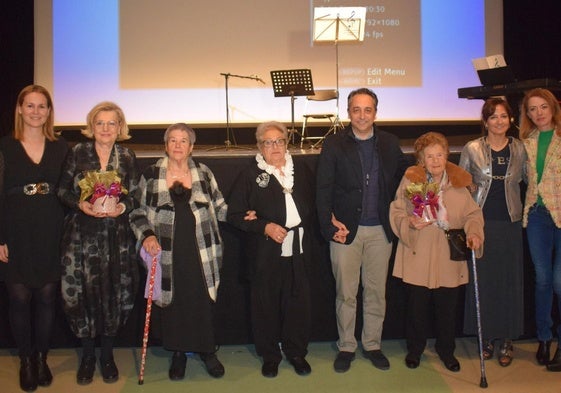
[
  {"x1": 487, "y1": 136, "x2": 509, "y2": 151},
  {"x1": 168, "y1": 168, "x2": 189, "y2": 179},
  {"x1": 169, "y1": 173, "x2": 188, "y2": 179}
]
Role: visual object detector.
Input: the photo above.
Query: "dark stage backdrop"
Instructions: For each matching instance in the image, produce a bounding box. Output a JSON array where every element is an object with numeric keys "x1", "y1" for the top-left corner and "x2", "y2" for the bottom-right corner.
[{"x1": 0, "y1": 153, "x2": 538, "y2": 349}]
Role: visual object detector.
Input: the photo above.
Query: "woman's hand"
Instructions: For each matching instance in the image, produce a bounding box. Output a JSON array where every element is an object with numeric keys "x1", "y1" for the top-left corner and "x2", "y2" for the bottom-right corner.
[
  {"x1": 142, "y1": 235, "x2": 161, "y2": 257},
  {"x1": 244, "y1": 210, "x2": 257, "y2": 221},
  {"x1": 78, "y1": 200, "x2": 106, "y2": 218},
  {"x1": 265, "y1": 222, "x2": 287, "y2": 244},
  {"x1": 105, "y1": 203, "x2": 126, "y2": 218},
  {"x1": 331, "y1": 214, "x2": 349, "y2": 244},
  {"x1": 467, "y1": 234, "x2": 482, "y2": 250},
  {"x1": 0, "y1": 244, "x2": 8, "y2": 263},
  {"x1": 408, "y1": 215, "x2": 432, "y2": 230}
]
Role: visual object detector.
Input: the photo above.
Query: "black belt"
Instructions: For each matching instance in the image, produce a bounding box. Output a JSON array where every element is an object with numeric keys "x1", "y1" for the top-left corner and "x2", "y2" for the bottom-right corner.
[{"x1": 6, "y1": 182, "x2": 55, "y2": 196}]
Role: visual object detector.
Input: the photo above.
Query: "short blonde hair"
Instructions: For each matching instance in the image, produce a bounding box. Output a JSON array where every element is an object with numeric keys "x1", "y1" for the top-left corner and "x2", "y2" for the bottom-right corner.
[
  {"x1": 413, "y1": 131, "x2": 449, "y2": 164},
  {"x1": 81, "y1": 101, "x2": 131, "y2": 141}
]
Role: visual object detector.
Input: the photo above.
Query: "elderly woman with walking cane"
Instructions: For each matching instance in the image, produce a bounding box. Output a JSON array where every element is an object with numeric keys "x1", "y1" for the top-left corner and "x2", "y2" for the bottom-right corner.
[
  {"x1": 390, "y1": 131, "x2": 484, "y2": 372},
  {"x1": 130, "y1": 123, "x2": 227, "y2": 381}
]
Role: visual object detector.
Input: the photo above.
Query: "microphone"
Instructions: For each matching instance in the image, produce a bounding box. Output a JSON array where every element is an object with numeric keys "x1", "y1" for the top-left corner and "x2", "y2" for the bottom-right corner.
[{"x1": 252, "y1": 74, "x2": 266, "y2": 84}]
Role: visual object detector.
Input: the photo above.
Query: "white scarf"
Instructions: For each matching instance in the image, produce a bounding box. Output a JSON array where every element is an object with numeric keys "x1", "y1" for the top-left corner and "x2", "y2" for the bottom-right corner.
[{"x1": 255, "y1": 151, "x2": 294, "y2": 194}]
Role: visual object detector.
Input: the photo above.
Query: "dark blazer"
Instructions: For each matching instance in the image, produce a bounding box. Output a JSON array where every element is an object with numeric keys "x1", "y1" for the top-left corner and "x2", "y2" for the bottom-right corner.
[
  {"x1": 227, "y1": 158, "x2": 315, "y2": 280},
  {"x1": 316, "y1": 125, "x2": 410, "y2": 244}
]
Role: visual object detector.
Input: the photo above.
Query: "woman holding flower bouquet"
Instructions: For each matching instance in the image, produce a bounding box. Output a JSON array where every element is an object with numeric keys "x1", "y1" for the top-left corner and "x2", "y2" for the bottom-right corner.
[
  {"x1": 390, "y1": 131, "x2": 484, "y2": 372},
  {"x1": 58, "y1": 102, "x2": 139, "y2": 385}
]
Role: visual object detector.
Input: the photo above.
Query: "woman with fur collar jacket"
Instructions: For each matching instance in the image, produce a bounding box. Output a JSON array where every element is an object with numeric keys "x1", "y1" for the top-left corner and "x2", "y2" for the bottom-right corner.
[{"x1": 390, "y1": 132, "x2": 484, "y2": 372}]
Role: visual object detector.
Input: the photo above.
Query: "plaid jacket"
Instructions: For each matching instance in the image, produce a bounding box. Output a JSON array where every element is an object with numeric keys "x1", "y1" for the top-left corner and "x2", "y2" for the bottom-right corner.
[
  {"x1": 523, "y1": 130, "x2": 561, "y2": 227},
  {"x1": 129, "y1": 156, "x2": 227, "y2": 306}
]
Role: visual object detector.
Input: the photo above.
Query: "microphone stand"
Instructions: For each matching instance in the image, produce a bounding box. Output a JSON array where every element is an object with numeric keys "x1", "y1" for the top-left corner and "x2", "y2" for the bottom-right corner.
[{"x1": 208, "y1": 73, "x2": 265, "y2": 151}]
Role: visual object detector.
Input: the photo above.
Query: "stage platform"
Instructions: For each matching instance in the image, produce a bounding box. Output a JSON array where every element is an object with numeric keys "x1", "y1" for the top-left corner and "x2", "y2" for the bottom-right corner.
[{"x1": 0, "y1": 133, "x2": 536, "y2": 351}]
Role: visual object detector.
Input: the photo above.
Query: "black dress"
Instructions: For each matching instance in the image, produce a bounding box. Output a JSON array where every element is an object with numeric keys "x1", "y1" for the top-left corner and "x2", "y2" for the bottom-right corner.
[
  {"x1": 153, "y1": 185, "x2": 215, "y2": 353},
  {"x1": 0, "y1": 136, "x2": 68, "y2": 287}
]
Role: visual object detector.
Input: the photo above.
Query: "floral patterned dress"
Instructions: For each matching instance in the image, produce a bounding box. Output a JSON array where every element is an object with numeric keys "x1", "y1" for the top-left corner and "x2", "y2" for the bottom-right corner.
[{"x1": 58, "y1": 141, "x2": 139, "y2": 338}]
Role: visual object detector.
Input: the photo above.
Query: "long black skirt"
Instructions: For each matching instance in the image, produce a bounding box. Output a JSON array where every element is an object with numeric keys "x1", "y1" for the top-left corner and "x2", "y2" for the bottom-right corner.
[{"x1": 463, "y1": 220, "x2": 524, "y2": 339}]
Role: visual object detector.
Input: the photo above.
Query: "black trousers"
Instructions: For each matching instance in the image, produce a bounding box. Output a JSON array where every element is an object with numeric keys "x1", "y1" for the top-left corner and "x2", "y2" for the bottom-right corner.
[
  {"x1": 250, "y1": 255, "x2": 311, "y2": 363},
  {"x1": 405, "y1": 283, "x2": 461, "y2": 359}
]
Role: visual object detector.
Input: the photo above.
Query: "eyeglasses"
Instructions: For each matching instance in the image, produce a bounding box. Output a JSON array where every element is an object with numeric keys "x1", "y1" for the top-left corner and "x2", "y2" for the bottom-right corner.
[
  {"x1": 260, "y1": 138, "x2": 287, "y2": 148},
  {"x1": 94, "y1": 120, "x2": 118, "y2": 129}
]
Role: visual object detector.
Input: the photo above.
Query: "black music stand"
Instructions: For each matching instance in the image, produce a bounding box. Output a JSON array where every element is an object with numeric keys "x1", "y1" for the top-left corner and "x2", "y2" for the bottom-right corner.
[
  {"x1": 270, "y1": 69, "x2": 315, "y2": 146},
  {"x1": 313, "y1": 7, "x2": 366, "y2": 132}
]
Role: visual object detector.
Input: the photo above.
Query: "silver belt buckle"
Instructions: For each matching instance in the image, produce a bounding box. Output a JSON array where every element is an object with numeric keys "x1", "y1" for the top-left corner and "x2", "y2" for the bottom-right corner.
[{"x1": 23, "y1": 183, "x2": 50, "y2": 195}]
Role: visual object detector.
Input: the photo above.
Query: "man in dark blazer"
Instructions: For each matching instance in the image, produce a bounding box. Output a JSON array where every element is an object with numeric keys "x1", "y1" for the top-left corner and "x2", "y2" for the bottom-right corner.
[{"x1": 316, "y1": 88, "x2": 409, "y2": 373}]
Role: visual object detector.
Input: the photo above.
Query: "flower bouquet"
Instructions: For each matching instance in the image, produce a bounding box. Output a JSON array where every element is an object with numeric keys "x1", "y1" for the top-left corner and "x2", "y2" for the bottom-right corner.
[
  {"x1": 78, "y1": 170, "x2": 127, "y2": 214},
  {"x1": 405, "y1": 182, "x2": 440, "y2": 222}
]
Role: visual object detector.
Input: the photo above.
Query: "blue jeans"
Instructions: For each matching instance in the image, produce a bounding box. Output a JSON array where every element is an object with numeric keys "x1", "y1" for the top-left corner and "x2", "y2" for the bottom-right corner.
[{"x1": 526, "y1": 204, "x2": 561, "y2": 341}]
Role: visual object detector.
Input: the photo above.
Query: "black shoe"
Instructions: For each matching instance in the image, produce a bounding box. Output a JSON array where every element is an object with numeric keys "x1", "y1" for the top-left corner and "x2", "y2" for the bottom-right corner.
[
  {"x1": 261, "y1": 361, "x2": 279, "y2": 378},
  {"x1": 36, "y1": 352, "x2": 53, "y2": 387},
  {"x1": 288, "y1": 356, "x2": 312, "y2": 376},
  {"x1": 100, "y1": 356, "x2": 119, "y2": 383},
  {"x1": 19, "y1": 356, "x2": 38, "y2": 392},
  {"x1": 363, "y1": 350, "x2": 390, "y2": 370},
  {"x1": 200, "y1": 353, "x2": 225, "y2": 378},
  {"x1": 537, "y1": 340, "x2": 552, "y2": 365},
  {"x1": 333, "y1": 351, "x2": 355, "y2": 373},
  {"x1": 546, "y1": 348, "x2": 561, "y2": 372},
  {"x1": 440, "y1": 355, "x2": 460, "y2": 372},
  {"x1": 405, "y1": 353, "x2": 420, "y2": 369},
  {"x1": 76, "y1": 355, "x2": 96, "y2": 385},
  {"x1": 169, "y1": 352, "x2": 187, "y2": 381}
]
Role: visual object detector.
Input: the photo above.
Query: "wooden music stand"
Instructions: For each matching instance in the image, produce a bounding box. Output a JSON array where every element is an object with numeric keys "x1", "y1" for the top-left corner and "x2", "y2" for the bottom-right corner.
[{"x1": 270, "y1": 69, "x2": 315, "y2": 145}]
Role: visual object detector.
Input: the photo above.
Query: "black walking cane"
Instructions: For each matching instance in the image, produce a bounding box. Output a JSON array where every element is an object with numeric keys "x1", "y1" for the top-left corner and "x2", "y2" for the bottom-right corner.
[{"x1": 470, "y1": 248, "x2": 488, "y2": 388}]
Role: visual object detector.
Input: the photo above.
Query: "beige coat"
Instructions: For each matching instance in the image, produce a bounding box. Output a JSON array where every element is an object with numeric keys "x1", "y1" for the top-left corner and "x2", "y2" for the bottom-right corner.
[{"x1": 390, "y1": 163, "x2": 484, "y2": 289}]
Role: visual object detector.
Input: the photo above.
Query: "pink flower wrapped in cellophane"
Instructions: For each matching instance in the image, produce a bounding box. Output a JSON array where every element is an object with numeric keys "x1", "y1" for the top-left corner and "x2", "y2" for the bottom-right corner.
[
  {"x1": 78, "y1": 170, "x2": 128, "y2": 213},
  {"x1": 405, "y1": 181, "x2": 440, "y2": 222}
]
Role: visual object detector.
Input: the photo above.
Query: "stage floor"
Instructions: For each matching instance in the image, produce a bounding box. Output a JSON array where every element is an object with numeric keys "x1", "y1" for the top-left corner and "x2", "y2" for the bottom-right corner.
[{"x1": 0, "y1": 339, "x2": 556, "y2": 393}]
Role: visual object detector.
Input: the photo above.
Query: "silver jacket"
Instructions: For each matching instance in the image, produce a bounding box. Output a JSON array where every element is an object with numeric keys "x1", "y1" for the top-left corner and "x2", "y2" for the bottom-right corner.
[{"x1": 459, "y1": 136, "x2": 526, "y2": 222}]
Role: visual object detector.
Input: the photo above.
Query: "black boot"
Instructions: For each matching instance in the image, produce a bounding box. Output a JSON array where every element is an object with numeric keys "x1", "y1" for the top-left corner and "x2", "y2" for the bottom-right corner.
[
  {"x1": 19, "y1": 356, "x2": 38, "y2": 392},
  {"x1": 76, "y1": 355, "x2": 96, "y2": 385},
  {"x1": 536, "y1": 340, "x2": 552, "y2": 365},
  {"x1": 36, "y1": 352, "x2": 53, "y2": 386},
  {"x1": 169, "y1": 351, "x2": 187, "y2": 380},
  {"x1": 546, "y1": 347, "x2": 561, "y2": 372}
]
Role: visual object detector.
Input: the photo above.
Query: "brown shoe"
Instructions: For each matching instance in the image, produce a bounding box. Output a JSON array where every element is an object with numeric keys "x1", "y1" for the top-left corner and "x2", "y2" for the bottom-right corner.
[{"x1": 498, "y1": 340, "x2": 513, "y2": 367}]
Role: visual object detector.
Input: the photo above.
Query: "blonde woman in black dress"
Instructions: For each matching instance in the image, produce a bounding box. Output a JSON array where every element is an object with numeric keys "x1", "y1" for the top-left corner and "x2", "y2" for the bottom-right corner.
[{"x1": 0, "y1": 85, "x2": 68, "y2": 391}]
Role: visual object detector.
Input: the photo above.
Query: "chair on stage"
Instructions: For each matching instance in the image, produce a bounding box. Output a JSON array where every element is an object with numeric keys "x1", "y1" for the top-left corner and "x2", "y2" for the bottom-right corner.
[{"x1": 300, "y1": 89, "x2": 339, "y2": 149}]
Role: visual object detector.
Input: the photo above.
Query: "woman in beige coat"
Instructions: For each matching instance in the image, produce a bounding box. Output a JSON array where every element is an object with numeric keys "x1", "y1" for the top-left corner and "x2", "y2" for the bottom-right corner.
[{"x1": 390, "y1": 132, "x2": 484, "y2": 372}]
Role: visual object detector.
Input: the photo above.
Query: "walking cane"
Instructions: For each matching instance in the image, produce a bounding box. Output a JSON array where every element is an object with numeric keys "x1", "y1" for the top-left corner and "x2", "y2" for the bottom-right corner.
[
  {"x1": 470, "y1": 248, "x2": 488, "y2": 388},
  {"x1": 138, "y1": 254, "x2": 158, "y2": 385}
]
